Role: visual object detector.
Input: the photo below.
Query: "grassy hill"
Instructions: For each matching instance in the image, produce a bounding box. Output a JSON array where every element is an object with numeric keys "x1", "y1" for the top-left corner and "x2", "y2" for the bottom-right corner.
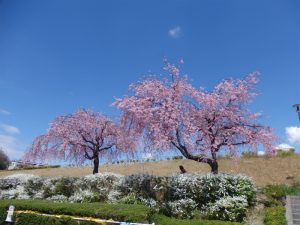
[{"x1": 1, "y1": 155, "x2": 300, "y2": 186}]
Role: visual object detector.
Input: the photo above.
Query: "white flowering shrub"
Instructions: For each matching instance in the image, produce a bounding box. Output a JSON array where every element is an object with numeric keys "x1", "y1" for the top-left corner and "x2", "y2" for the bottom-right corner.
[
  {"x1": 24, "y1": 176, "x2": 46, "y2": 198},
  {"x1": 120, "y1": 173, "x2": 153, "y2": 198},
  {"x1": 0, "y1": 185, "x2": 30, "y2": 199},
  {"x1": 39, "y1": 177, "x2": 78, "y2": 198},
  {"x1": 204, "y1": 196, "x2": 249, "y2": 222},
  {"x1": 47, "y1": 194, "x2": 68, "y2": 202},
  {"x1": 68, "y1": 189, "x2": 95, "y2": 203},
  {"x1": 118, "y1": 192, "x2": 141, "y2": 204},
  {"x1": 161, "y1": 198, "x2": 197, "y2": 219},
  {"x1": 120, "y1": 173, "x2": 169, "y2": 201},
  {"x1": 0, "y1": 174, "x2": 39, "y2": 199},
  {"x1": 169, "y1": 173, "x2": 256, "y2": 208},
  {"x1": 140, "y1": 197, "x2": 157, "y2": 209},
  {"x1": 0, "y1": 172, "x2": 256, "y2": 222},
  {"x1": 0, "y1": 174, "x2": 38, "y2": 189},
  {"x1": 54, "y1": 177, "x2": 78, "y2": 197},
  {"x1": 78, "y1": 173, "x2": 124, "y2": 202}
]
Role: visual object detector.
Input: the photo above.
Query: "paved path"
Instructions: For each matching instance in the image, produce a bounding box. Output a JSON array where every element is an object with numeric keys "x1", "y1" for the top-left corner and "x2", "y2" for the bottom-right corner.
[{"x1": 286, "y1": 196, "x2": 300, "y2": 225}]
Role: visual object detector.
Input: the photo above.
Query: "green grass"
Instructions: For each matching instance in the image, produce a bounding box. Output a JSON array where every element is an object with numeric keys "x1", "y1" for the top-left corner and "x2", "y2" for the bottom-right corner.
[
  {"x1": 264, "y1": 184, "x2": 300, "y2": 207},
  {"x1": 264, "y1": 206, "x2": 287, "y2": 225},
  {"x1": 262, "y1": 184, "x2": 298, "y2": 225},
  {"x1": 0, "y1": 199, "x2": 150, "y2": 223},
  {"x1": 265, "y1": 184, "x2": 300, "y2": 198},
  {"x1": 12, "y1": 213, "x2": 99, "y2": 225},
  {"x1": 152, "y1": 214, "x2": 242, "y2": 225},
  {"x1": 0, "y1": 199, "x2": 242, "y2": 225}
]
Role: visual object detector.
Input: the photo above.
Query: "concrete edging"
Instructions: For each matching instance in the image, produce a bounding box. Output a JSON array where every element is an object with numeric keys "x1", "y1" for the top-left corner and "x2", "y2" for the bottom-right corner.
[{"x1": 286, "y1": 195, "x2": 293, "y2": 225}]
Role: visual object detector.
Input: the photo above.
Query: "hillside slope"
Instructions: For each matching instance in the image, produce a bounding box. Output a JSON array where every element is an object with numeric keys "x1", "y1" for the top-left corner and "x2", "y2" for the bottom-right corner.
[{"x1": 1, "y1": 156, "x2": 300, "y2": 186}]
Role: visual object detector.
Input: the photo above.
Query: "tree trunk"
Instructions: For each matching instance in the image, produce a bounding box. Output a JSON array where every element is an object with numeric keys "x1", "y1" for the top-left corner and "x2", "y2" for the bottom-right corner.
[
  {"x1": 191, "y1": 157, "x2": 218, "y2": 174},
  {"x1": 209, "y1": 159, "x2": 218, "y2": 174},
  {"x1": 186, "y1": 155, "x2": 219, "y2": 174},
  {"x1": 210, "y1": 151, "x2": 218, "y2": 174},
  {"x1": 171, "y1": 140, "x2": 219, "y2": 174},
  {"x1": 93, "y1": 155, "x2": 99, "y2": 174}
]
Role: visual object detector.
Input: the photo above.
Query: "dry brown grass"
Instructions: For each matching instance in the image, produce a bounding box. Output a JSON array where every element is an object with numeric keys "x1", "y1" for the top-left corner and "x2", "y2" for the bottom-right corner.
[{"x1": 1, "y1": 155, "x2": 300, "y2": 186}]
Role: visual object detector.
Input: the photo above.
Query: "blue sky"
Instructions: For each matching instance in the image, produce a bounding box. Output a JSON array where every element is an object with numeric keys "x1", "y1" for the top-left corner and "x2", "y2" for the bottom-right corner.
[{"x1": 0, "y1": 0, "x2": 300, "y2": 160}]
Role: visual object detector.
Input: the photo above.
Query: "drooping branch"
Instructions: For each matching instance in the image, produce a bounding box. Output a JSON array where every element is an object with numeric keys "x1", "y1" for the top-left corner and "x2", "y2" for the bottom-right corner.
[
  {"x1": 80, "y1": 134, "x2": 96, "y2": 147},
  {"x1": 84, "y1": 149, "x2": 93, "y2": 160},
  {"x1": 114, "y1": 61, "x2": 276, "y2": 174},
  {"x1": 100, "y1": 144, "x2": 115, "y2": 152},
  {"x1": 172, "y1": 129, "x2": 215, "y2": 165},
  {"x1": 24, "y1": 108, "x2": 122, "y2": 174}
]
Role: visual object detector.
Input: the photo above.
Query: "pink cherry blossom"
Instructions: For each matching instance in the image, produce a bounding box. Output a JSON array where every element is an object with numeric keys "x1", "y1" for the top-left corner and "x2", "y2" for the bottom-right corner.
[
  {"x1": 114, "y1": 61, "x2": 277, "y2": 174},
  {"x1": 23, "y1": 108, "x2": 132, "y2": 174}
]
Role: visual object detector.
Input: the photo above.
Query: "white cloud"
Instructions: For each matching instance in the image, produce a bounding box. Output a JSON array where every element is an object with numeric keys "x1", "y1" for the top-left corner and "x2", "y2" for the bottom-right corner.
[
  {"x1": 0, "y1": 134, "x2": 23, "y2": 159},
  {"x1": 0, "y1": 134, "x2": 16, "y2": 145},
  {"x1": 257, "y1": 151, "x2": 265, "y2": 156},
  {"x1": 275, "y1": 143, "x2": 295, "y2": 151},
  {"x1": 168, "y1": 26, "x2": 182, "y2": 39},
  {"x1": 0, "y1": 124, "x2": 20, "y2": 134},
  {"x1": 0, "y1": 109, "x2": 11, "y2": 115},
  {"x1": 286, "y1": 126, "x2": 300, "y2": 144}
]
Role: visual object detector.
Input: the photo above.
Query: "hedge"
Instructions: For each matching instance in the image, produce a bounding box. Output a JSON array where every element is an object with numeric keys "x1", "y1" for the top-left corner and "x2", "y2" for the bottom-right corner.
[
  {"x1": 264, "y1": 206, "x2": 287, "y2": 225},
  {"x1": 3, "y1": 213, "x2": 99, "y2": 225},
  {"x1": 263, "y1": 184, "x2": 296, "y2": 225},
  {"x1": 0, "y1": 200, "x2": 242, "y2": 225},
  {"x1": 9, "y1": 165, "x2": 61, "y2": 171},
  {"x1": 152, "y1": 214, "x2": 242, "y2": 225},
  {"x1": 0, "y1": 199, "x2": 150, "y2": 223}
]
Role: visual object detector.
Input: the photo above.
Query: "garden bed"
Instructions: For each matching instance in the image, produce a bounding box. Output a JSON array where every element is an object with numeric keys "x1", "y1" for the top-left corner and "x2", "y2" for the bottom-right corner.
[
  {"x1": 0, "y1": 199, "x2": 150, "y2": 223},
  {"x1": 261, "y1": 184, "x2": 300, "y2": 225},
  {"x1": 0, "y1": 172, "x2": 256, "y2": 223},
  {"x1": 0, "y1": 200, "x2": 242, "y2": 225}
]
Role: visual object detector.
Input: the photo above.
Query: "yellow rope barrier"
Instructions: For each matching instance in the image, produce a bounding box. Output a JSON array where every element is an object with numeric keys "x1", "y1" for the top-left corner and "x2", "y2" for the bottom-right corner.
[
  {"x1": 15, "y1": 210, "x2": 155, "y2": 225},
  {"x1": 16, "y1": 210, "x2": 113, "y2": 224}
]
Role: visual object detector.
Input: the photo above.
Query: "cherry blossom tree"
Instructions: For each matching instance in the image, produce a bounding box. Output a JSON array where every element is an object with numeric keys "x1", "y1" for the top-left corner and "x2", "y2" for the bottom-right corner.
[
  {"x1": 24, "y1": 108, "x2": 128, "y2": 174},
  {"x1": 114, "y1": 61, "x2": 276, "y2": 174}
]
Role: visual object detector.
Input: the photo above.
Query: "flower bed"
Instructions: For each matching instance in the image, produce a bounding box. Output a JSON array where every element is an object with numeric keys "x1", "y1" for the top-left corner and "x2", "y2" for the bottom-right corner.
[
  {"x1": 0, "y1": 199, "x2": 242, "y2": 225},
  {"x1": 0, "y1": 172, "x2": 256, "y2": 222}
]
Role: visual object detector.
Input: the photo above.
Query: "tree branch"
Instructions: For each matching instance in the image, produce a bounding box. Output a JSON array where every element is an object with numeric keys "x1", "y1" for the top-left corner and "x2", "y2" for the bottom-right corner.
[
  {"x1": 80, "y1": 134, "x2": 96, "y2": 147},
  {"x1": 84, "y1": 149, "x2": 93, "y2": 160},
  {"x1": 99, "y1": 144, "x2": 114, "y2": 152}
]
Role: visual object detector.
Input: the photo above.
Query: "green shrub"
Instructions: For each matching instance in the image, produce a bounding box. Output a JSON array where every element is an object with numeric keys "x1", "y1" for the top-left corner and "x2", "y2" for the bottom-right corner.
[
  {"x1": 14, "y1": 213, "x2": 99, "y2": 225},
  {"x1": 172, "y1": 156, "x2": 183, "y2": 160},
  {"x1": 24, "y1": 177, "x2": 45, "y2": 197},
  {"x1": 265, "y1": 185, "x2": 286, "y2": 198},
  {"x1": 264, "y1": 184, "x2": 300, "y2": 206},
  {"x1": 264, "y1": 185, "x2": 286, "y2": 207},
  {"x1": 276, "y1": 148, "x2": 295, "y2": 157},
  {"x1": 0, "y1": 199, "x2": 150, "y2": 223},
  {"x1": 0, "y1": 204, "x2": 241, "y2": 225},
  {"x1": 120, "y1": 173, "x2": 158, "y2": 199},
  {"x1": 118, "y1": 193, "x2": 141, "y2": 205},
  {"x1": 11, "y1": 165, "x2": 61, "y2": 171},
  {"x1": 264, "y1": 206, "x2": 287, "y2": 225},
  {"x1": 242, "y1": 151, "x2": 258, "y2": 158},
  {"x1": 0, "y1": 206, "x2": 6, "y2": 222},
  {"x1": 54, "y1": 177, "x2": 78, "y2": 197},
  {"x1": 0, "y1": 208, "x2": 99, "y2": 225},
  {"x1": 0, "y1": 173, "x2": 256, "y2": 222},
  {"x1": 152, "y1": 214, "x2": 242, "y2": 225}
]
